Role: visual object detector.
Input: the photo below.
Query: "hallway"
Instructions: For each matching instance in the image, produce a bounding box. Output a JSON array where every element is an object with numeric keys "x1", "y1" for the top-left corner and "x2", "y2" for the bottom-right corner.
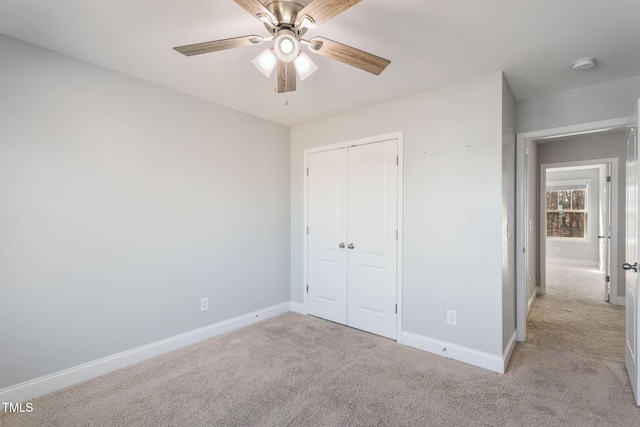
[{"x1": 527, "y1": 262, "x2": 624, "y2": 363}]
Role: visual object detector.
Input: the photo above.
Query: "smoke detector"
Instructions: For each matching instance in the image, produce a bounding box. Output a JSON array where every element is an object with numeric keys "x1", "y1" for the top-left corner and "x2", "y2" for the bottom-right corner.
[{"x1": 572, "y1": 57, "x2": 596, "y2": 71}]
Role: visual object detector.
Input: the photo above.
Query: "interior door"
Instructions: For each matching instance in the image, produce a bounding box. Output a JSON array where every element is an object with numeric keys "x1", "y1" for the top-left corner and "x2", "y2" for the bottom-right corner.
[
  {"x1": 624, "y1": 102, "x2": 640, "y2": 406},
  {"x1": 346, "y1": 140, "x2": 398, "y2": 339},
  {"x1": 307, "y1": 149, "x2": 348, "y2": 325},
  {"x1": 602, "y1": 163, "x2": 612, "y2": 301}
]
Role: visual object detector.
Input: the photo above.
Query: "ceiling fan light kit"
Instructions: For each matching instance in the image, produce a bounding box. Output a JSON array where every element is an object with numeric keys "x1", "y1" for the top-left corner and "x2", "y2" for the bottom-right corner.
[
  {"x1": 294, "y1": 53, "x2": 318, "y2": 80},
  {"x1": 252, "y1": 48, "x2": 278, "y2": 77},
  {"x1": 273, "y1": 29, "x2": 299, "y2": 62},
  {"x1": 173, "y1": 0, "x2": 391, "y2": 94}
]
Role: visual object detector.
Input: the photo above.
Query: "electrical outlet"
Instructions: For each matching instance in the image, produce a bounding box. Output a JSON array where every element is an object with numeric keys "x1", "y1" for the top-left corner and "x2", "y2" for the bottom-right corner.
[
  {"x1": 200, "y1": 297, "x2": 209, "y2": 312},
  {"x1": 555, "y1": 246, "x2": 560, "y2": 253},
  {"x1": 446, "y1": 310, "x2": 457, "y2": 326}
]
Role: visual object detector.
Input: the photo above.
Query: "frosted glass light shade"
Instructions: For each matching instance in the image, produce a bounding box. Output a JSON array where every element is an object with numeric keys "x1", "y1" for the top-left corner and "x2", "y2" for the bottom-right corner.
[
  {"x1": 294, "y1": 53, "x2": 318, "y2": 81},
  {"x1": 273, "y1": 33, "x2": 299, "y2": 63},
  {"x1": 252, "y1": 49, "x2": 277, "y2": 77}
]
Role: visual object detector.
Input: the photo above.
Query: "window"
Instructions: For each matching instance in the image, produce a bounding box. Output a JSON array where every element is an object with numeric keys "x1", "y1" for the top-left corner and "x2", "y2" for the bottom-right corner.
[{"x1": 546, "y1": 182, "x2": 587, "y2": 239}]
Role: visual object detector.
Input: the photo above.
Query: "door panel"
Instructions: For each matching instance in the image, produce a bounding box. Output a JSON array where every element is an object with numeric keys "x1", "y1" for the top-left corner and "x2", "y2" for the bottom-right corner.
[
  {"x1": 625, "y1": 103, "x2": 640, "y2": 406},
  {"x1": 347, "y1": 140, "x2": 398, "y2": 339},
  {"x1": 307, "y1": 149, "x2": 348, "y2": 324},
  {"x1": 602, "y1": 164, "x2": 612, "y2": 300}
]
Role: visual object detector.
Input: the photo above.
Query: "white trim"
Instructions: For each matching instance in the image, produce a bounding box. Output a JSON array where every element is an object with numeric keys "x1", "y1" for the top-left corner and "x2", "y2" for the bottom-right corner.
[
  {"x1": 303, "y1": 132, "x2": 404, "y2": 155},
  {"x1": 503, "y1": 330, "x2": 518, "y2": 372},
  {"x1": 527, "y1": 289, "x2": 537, "y2": 315},
  {"x1": 401, "y1": 332, "x2": 507, "y2": 374},
  {"x1": 516, "y1": 117, "x2": 628, "y2": 342},
  {"x1": 290, "y1": 301, "x2": 307, "y2": 314},
  {"x1": 615, "y1": 297, "x2": 627, "y2": 307},
  {"x1": 545, "y1": 258, "x2": 599, "y2": 267},
  {"x1": 545, "y1": 177, "x2": 591, "y2": 243},
  {"x1": 396, "y1": 133, "x2": 404, "y2": 343},
  {"x1": 0, "y1": 303, "x2": 290, "y2": 403},
  {"x1": 303, "y1": 131, "x2": 404, "y2": 342}
]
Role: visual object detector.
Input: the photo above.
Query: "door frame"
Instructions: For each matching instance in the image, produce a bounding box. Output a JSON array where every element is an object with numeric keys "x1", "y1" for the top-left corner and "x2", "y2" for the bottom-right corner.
[
  {"x1": 516, "y1": 118, "x2": 628, "y2": 341},
  {"x1": 538, "y1": 159, "x2": 618, "y2": 301},
  {"x1": 302, "y1": 131, "x2": 404, "y2": 342}
]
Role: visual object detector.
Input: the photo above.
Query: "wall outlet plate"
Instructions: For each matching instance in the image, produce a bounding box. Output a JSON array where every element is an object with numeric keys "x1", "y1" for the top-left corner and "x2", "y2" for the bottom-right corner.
[
  {"x1": 446, "y1": 310, "x2": 457, "y2": 326},
  {"x1": 200, "y1": 297, "x2": 209, "y2": 312}
]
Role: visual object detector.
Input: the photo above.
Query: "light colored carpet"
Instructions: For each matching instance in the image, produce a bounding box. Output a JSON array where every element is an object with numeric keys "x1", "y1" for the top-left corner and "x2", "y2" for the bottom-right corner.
[{"x1": 2, "y1": 264, "x2": 640, "y2": 426}]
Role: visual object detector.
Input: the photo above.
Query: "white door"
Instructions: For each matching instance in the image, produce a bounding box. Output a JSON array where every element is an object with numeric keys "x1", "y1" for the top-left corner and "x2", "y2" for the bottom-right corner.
[
  {"x1": 624, "y1": 104, "x2": 640, "y2": 406},
  {"x1": 347, "y1": 141, "x2": 398, "y2": 339},
  {"x1": 601, "y1": 163, "x2": 612, "y2": 301},
  {"x1": 307, "y1": 149, "x2": 348, "y2": 324},
  {"x1": 307, "y1": 139, "x2": 398, "y2": 339}
]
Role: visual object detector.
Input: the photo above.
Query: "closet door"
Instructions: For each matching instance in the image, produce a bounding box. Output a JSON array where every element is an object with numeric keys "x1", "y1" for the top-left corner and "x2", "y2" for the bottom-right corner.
[
  {"x1": 347, "y1": 140, "x2": 398, "y2": 339},
  {"x1": 307, "y1": 149, "x2": 348, "y2": 324}
]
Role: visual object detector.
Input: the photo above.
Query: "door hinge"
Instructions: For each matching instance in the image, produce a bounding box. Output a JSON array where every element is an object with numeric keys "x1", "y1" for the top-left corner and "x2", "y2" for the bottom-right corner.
[
  {"x1": 395, "y1": 304, "x2": 398, "y2": 314},
  {"x1": 306, "y1": 168, "x2": 309, "y2": 176},
  {"x1": 606, "y1": 176, "x2": 611, "y2": 182},
  {"x1": 396, "y1": 156, "x2": 399, "y2": 166},
  {"x1": 306, "y1": 226, "x2": 309, "y2": 235},
  {"x1": 396, "y1": 229, "x2": 398, "y2": 240},
  {"x1": 606, "y1": 276, "x2": 611, "y2": 282},
  {"x1": 306, "y1": 284, "x2": 309, "y2": 293}
]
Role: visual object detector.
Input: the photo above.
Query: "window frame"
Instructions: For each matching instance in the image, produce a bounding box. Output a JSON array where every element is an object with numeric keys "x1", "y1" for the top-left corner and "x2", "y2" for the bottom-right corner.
[{"x1": 545, "y1": 179, "x2": 590, "y2": 242}]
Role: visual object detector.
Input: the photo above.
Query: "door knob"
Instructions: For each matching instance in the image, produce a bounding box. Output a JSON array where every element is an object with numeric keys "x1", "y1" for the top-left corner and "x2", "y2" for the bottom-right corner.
[
  {"x1": 338, "y1": 242, "x2": 346, "y2": 248},
  {"x1": 622, "y1": 263, "x2": 639, "y2": 272},
  {"x1": 348, "y1": 243, "x2": 355, "y2": 249}
]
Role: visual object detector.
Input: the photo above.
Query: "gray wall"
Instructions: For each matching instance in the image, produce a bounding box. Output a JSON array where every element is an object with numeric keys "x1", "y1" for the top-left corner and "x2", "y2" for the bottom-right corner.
[
  {"x1": 545, "y1": 168, "x2": 600, "y2": 265},
  {"x1": 291, "y1": 72, "x2": 514, "y2": 358},
  {"x1": 502, "y1": 76, "x2": 517, "y2": 349},
  {"x1": 536, "y1": 131, "x2": 627, "y2": 298},
  {"x1": 0, "y1": 36, "x2": 291, "y2": 388},
  {"x1": 516, "y1": 75, "x2": 640, "y2": 133}
]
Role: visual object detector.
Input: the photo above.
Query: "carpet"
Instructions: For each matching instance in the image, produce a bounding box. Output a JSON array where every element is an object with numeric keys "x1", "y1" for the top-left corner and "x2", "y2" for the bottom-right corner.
[{"x1": 2, "y1": 264, "x2": 640, "y2": 426}]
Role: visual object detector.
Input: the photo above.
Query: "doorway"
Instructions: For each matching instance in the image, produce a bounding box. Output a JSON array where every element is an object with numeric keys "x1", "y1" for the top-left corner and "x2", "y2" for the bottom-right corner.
[
  {"x1": 516, "y1": 118, "x2": 628, "y2": 341},
  {"x1": 540, "y1": 160, "x2": 618, "y2": 303}
]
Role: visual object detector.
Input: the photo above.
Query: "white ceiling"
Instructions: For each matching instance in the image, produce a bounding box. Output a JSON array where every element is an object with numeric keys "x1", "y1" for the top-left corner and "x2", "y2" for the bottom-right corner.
[{"x1": 2, "y1": 0, "x2": 640, "y2": 127}]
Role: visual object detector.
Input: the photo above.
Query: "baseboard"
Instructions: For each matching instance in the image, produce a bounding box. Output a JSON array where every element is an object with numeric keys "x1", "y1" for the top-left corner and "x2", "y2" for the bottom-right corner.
[
  {"x1": 546, "y1": 258, "x2": 599, "y2": 268},
  {"x1": 0, "y1": 302, "x2": 291, "y2": 404},
  {"x1": 290, "y1": 301, "x2": 307, "y2": 315},
  {"x1": 401, "y1": 331, "x2": 506, "y2": 374},
  {"x1": 503, "y1": 330, "x2": 517, "y2": 372},
  {"x1": 527, "y1": 290, "x2": 537, "y2": 315},
  {"x1": 614, "y1": 296, "x2": 626, "y2": 307}
]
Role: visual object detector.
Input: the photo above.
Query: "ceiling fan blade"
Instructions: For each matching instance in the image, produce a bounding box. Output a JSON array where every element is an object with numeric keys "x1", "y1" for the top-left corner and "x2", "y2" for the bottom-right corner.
[
  {"x1": 233, "y1": 0, "x2": 277, "y2": 24},
  {"x1": 296, "y1": 0, "x2": 361, "y2": 27},
  {"x1": 174, "y1": 35, "x2": 264, "y2": 56},
  {"x1": 308, "y1": 37, "x2": 390, "y2": 75},
  {"x1": 277, "y1": 61, "x2": 296, "y2": 93}
]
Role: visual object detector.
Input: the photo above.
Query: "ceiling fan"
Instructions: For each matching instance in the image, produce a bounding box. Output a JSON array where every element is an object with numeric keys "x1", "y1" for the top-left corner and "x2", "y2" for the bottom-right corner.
[{"x1": 173, "y1": 0, "x2": 391, "y2": 93}]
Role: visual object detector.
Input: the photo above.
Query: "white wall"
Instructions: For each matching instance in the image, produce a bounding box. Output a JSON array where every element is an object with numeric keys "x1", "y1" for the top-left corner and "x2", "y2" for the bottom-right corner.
[
  {"x1": 516, "y1": 75, "x2": 640, "y2": 133},
  {"x1": 0, "y1": 36, "x2": 291, "y2": 389},
  {"x1": 291, "y1": 72, "x2": 515, "y2": 366},
  {"x1": 536, "y1": 131, "x2": 627, "y2": 298}
]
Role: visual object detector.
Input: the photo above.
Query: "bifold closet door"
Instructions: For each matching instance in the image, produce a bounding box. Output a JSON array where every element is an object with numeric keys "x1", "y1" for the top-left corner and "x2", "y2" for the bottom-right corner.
[
  {"x1": 346, "y1": 140, "x2": 398, "y2": 339},
  {"x1": 307, "y1": 148, "x2": 349, "y2": 325}
]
